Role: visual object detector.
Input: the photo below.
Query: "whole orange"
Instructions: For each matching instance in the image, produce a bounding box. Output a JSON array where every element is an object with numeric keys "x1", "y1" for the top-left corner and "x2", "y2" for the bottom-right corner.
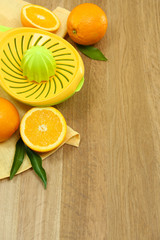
[
  {"x1": 0, "y1": 98, "x2": 20, "y2": 142},
  {"x1": 67, "y1": 3, "x2": 108, "y2": 45}
]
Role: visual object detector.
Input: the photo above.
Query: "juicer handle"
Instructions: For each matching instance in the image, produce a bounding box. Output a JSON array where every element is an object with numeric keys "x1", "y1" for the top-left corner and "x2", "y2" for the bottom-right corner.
[
  {"x1": 75, "y1": 77, "x2": 84, "y2": 92},
  {"x1": 0, "y1": 25, "x2": 11, "y2": 32}
]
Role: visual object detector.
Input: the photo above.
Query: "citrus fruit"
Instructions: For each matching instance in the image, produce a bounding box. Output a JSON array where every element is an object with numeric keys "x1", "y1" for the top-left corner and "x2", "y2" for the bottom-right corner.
[
  {"x1": 67, "y1": 3, "x2": 108, "y2": 45},
  {"x1": 0, "y1": 98, "x2": 20, "y2": 142},
  {"x1": 20, "y1": 107, "x2": 67, "y2": 152},
  {"x1": 21, "y1": 4, "x2": 60, "y2": 32}
]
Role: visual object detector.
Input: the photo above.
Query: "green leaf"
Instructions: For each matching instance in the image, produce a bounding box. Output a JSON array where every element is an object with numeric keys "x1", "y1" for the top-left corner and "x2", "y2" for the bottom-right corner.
[
  {"x1": 25, "y1": 146, "x2": 47, "y2": 189},
  {"x1": 10, "y1": 138, "x2": 25, "y2": 180},
  {"x1": 77, "y1": 44, "x2": 108, "y2": 61}
]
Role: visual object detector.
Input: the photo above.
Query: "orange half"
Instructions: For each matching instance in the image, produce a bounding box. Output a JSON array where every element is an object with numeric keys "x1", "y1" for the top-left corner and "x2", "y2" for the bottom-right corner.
[
  {"x1": 20, "y1": 107, "x2": 67, "y2": 152},
  {"x1": 21, "y1": 4, "x2": 60, "y2": 32}
]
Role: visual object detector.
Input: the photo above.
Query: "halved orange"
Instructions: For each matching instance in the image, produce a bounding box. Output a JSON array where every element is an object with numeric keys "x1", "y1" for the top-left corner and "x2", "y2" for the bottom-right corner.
[
  {"x1": 20, "y1": 107, "x2": 67, "y2": 152},
  {"x1": 21, "y1": 4, "x2": 60, "y2": 32}
]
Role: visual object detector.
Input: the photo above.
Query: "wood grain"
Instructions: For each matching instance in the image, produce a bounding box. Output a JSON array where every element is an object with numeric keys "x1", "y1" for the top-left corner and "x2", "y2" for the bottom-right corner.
[{"x1": 0, "y1": 0, "x2": 160, "y2": 239}]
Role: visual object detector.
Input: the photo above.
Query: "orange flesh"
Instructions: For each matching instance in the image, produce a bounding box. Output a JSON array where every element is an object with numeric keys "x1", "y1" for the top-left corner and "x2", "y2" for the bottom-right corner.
[
  {"x1": 26, "y1": 7, "x2": 57, "y2": 28},
  {"x1": 24, "y1": 109, "x2": 62, "y2": 146}
]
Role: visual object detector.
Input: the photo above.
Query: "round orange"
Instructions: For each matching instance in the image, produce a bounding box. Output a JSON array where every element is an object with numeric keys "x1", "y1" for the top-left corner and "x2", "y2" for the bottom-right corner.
[
  {"x1": 67, "y1": 3, "x2": 108, "y2": 45},
  {"x1": 21, "y1": 4, "x2": 60, "y2": 32},
  {"x1": 20, "y1": 107, "x2": 67, "y2": 152},
  {"x1": 0, "y1": 98, "x2": 20, "y2": 142}
]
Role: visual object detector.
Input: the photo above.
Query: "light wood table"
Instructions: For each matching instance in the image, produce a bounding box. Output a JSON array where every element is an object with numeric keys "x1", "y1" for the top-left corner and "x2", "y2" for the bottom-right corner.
[{"x1": 0, "y1": 0, "x2": 160, "y2": 239}]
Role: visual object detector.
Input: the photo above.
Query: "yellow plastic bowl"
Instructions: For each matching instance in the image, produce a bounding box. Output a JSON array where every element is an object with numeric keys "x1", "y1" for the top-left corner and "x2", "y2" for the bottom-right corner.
[{"x1": 0, "y1": 27, "x2": 84, "y2": 106}]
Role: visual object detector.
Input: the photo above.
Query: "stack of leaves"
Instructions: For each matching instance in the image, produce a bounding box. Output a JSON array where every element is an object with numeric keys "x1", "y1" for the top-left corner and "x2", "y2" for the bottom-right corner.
[{"x1": 10, "y1": 138, "x2": 47, "y2": 188}]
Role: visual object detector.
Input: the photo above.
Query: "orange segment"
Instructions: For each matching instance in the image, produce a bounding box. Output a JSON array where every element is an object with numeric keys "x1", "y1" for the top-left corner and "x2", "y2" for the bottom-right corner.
[
  {"x1": 21, "y1": 4, "x2": 60, "y2": 32},
  {"x1": 20, "y1": 107, "x2": 67, "y2": 152}
]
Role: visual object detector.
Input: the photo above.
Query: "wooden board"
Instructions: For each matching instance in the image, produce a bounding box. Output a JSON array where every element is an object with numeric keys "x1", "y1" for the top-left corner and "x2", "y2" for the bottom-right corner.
[{"x1": 0, "y1": 0, "x2": 160, "y2": 239}]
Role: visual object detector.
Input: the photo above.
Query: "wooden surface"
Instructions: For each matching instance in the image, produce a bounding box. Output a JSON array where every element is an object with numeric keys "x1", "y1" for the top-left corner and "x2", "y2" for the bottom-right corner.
[{"x1": 0, "y1": 0, "x2": 160, "y2": 239}]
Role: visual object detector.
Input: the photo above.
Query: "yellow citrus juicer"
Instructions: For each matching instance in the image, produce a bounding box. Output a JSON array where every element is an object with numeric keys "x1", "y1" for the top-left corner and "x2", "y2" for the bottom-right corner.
[{"x1": 0, "y1": 27, "x2": 84, "y2": 106}]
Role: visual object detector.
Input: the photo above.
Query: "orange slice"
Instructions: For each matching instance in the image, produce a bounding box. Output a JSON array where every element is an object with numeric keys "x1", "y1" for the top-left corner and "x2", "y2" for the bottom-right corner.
[
  {"x1": 20, "y1": 107, "x2": 67, "y2": 152},
  {"x1": 21, "y1": 4, "x2": 60, "y2": 32}
]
